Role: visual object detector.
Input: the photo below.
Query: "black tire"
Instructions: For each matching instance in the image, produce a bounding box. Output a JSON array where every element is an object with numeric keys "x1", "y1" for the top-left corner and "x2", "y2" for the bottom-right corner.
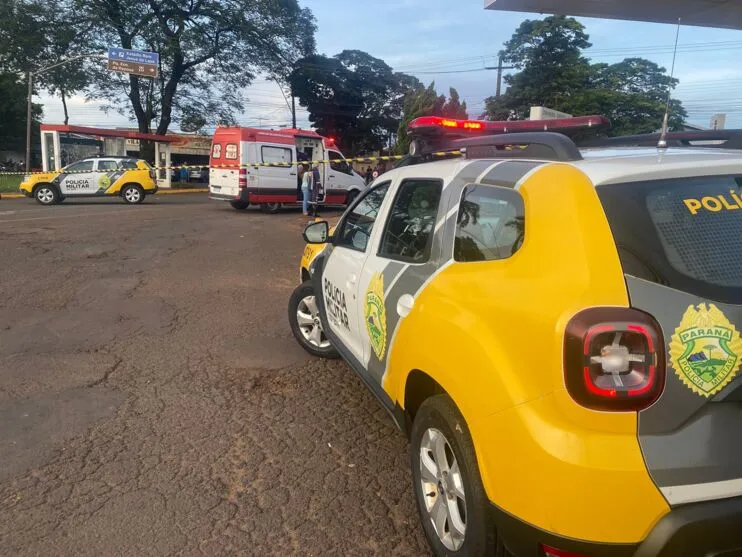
[
  {"x1": 33, "y1": 184, "x2": 59, "y2": 206},
  {"x1": 121, "y1": 184, "x2": 145, "y2": 204},
  {"x1": 260, "y1": 202, "x2": 281, "y2": 214},
  {"x1": 346, "y1": 189, "x2": 360, "y2": 206},
  {"x1": 288, "y1": 281, "x2": 339, "y2": 359},
  {"x1": 230, "y1": 200, "x2": 249, "y2": 210},
  {"x1": 410, "y1": 395, "x2": 503, "y2": 557}
]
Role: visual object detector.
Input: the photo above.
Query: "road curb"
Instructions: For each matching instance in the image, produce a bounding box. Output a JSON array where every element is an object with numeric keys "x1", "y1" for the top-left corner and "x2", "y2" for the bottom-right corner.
[
  {"x1": 1, "y1": 188, "x2": 208, "y2": 200},
  {"x1": 156, "y1": 188, "x2": 208, "y2": 195}
]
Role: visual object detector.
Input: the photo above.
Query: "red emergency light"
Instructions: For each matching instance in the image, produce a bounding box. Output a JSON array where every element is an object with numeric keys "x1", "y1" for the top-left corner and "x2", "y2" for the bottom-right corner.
[
  {"x1": 406, "y1": 114, "x2": 610, "y2": 156},
  {"x1": 407, "y1": 115, "x2": 609, "y2": 135}
]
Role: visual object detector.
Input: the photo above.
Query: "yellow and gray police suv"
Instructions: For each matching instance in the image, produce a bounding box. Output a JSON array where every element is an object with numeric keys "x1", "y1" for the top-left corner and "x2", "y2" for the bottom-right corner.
[
  {"x1": 20, "y1": 156, "x2": 158, "y2": 205},
  {"x1": 289, "y1": 115, "x2": 742, "y2": 557}
]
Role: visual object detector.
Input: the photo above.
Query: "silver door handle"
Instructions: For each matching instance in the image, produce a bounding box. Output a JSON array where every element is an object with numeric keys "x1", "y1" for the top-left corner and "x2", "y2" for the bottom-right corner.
[
  {"x1": 329, "y1": 175, "x2": 336, "y2": 178},
  {"x1": 397, "y1": 294, "x2": 414, "y2": 318}
]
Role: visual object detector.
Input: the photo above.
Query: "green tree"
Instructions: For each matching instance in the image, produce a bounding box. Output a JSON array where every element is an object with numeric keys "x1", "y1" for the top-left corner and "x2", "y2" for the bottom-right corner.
[
  {"x1": 0, "y1": 73, "x2": 43, "y2": 153},
  {"x1": 290, "y1": 50, "x2": 421, "y2": 155},
  {"x1": 396, "y1": 83, "x2": 468, "y2": 154},
  {"x1": 485, "y1": 16, "x2": 592, "y2": 120},
  {"x1": 0, "y1": 0, "x2": 93, "y2": 125},
  {"x1": 484, "y1": 16, "x2": 687, "y2": 135},
  {"x1": 78, "y1": 0, "x2": 316, "y2": 136}
]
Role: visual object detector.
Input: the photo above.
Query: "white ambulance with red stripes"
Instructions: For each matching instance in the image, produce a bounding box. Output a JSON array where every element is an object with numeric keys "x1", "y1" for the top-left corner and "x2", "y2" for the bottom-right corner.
[{"x1": 208, "y1": 127, "x2": 366, "y2": 213}]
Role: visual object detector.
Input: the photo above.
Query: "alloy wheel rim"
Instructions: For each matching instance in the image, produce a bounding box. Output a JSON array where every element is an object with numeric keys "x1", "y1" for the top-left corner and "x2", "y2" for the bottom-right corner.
[
  {"x1": 296, "y1": 295, "x2": 331, "y2": 349},
  {"x1": 125, "y1": 188, "x2": 140, "y2": 202},
  {"x1": 38, "y1": 188, "x2": 54, "y2": 203},
  {"x1": 419, "y1": 427, "x2": 466, "y2": 551}
]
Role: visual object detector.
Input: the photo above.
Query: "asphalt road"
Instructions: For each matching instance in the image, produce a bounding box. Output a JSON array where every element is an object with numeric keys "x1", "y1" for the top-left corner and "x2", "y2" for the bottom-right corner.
[{"x1": 0, "y1": 195, "x2": 430, "y2": 556}]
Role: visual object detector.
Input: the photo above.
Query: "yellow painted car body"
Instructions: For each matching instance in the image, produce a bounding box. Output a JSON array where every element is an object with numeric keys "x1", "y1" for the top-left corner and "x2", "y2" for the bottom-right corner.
[{"x1": 297, "y1": 164, "x2": 669, "y2": 545}]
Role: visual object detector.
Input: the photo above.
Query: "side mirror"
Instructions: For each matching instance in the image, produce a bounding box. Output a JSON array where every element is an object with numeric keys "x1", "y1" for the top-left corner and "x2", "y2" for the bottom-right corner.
[{"x1": 303, "y1": 221, "x2": 330, "y2": 244}]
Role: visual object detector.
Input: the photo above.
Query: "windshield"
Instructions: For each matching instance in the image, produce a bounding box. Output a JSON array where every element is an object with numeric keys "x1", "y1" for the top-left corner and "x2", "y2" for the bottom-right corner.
[{"x1": 598, "y1": 175, "x2": 742, "y2": 304}]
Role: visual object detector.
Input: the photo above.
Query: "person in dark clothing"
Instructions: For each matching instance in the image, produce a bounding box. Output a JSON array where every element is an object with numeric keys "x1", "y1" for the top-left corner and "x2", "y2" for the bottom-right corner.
[
  {"x1": 365, "y1": 166, "x2": 373, "y2": 185},
  {"x1": 310, "y1": 164, "x2": 322, "y2": 217}
]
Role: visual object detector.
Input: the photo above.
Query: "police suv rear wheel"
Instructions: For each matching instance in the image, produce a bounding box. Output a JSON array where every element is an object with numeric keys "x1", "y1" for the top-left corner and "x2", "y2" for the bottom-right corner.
[
  {"x1": 411, "y1": 395, "x2": 502, "y2": 557},
  {"x1": 34, "y1": 184, "x2": 58, "y2": 206},
  {"x1": 288, "y1": 282, "x2": 338, "y2": 359},
  {"x1": 122, "y1": 184, "x2": 145, "y2": 204}
]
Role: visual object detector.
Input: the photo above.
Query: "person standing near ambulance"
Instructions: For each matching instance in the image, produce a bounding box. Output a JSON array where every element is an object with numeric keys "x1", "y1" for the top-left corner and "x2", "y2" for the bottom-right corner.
[{"x1": 300, "y1": 164, "x2": 312, "y2": 215}]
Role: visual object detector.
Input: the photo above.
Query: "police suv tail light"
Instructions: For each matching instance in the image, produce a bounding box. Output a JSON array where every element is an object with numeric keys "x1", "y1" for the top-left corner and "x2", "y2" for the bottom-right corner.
[
  {"x1": 563, "y1": 308, "x2": 665, "y2": 412},
  {"x1": 238, "y1": 168, "x2": 247, "y2": 189}
]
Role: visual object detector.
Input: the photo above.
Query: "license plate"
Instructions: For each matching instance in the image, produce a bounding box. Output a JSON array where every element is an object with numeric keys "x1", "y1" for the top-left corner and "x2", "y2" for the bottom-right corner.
[{"x1": 212, "y1": 186, "x2": 221, "y2": 191}]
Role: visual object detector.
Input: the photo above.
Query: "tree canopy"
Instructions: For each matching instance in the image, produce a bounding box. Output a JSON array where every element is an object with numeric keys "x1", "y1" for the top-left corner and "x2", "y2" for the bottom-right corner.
[
  {"x1": 396, "y1": 83, "x2": 469, "y2": 154},
  {"x1": 0, "y1": 73, "x2": 42, "y2": 152},
  {"x1": 485, "y1": 16, "x2": 687, "y2": 135},
  {"x1": 1, "y1": 0, "x2": 317, "y2": 136},
  {"x1": 290, "y1": 50, "x2": 422, "y2": 155},
  {"x1": 80, "y1": 0, "x2": 316, "y2": 135}
]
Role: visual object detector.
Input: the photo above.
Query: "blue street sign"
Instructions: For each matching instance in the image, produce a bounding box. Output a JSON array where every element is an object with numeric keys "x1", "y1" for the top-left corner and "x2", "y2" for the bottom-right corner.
[{"x1": 107, "y1": 47, "x2": 159, "y2": 67}]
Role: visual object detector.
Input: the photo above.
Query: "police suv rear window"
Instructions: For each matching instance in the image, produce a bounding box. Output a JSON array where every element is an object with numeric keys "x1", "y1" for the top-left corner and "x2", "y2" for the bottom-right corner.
[
  {"x1": 598, "y1": 175, "x2": 742, "y2": 304},
  {"x1": 454, "y1": 185, "x2": 524, "y2": 262}
]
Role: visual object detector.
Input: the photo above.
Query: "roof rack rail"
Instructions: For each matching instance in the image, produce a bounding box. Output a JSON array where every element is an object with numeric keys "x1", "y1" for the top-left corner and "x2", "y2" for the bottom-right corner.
[
  {"x1": 451, "y1": 132, "x2": 583, "y2": 162},
  {"x1": 579, "y1": 130, "x2": 742, "y2": 150}
]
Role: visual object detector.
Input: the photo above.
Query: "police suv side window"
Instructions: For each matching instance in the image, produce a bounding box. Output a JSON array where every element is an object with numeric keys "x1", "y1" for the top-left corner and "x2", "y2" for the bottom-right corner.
[
  {"x1": 120, "y1": 160, "x2": 138, "y2": 170},
  {"x1": 65, "y1": 160, "x2": 94, "y2": 173},
  {"x1": 454, "y1": 184, "x2": 525, "y2": 262},
  {"x1": 335, "y1": 182, "x2": 390, "y2": 252},
  {"x1": 379, "y1": 179, "x2": 443, "y2": 263},
  {"x1": 97, "y1": 160, "x2": 119, "y2": 171}
]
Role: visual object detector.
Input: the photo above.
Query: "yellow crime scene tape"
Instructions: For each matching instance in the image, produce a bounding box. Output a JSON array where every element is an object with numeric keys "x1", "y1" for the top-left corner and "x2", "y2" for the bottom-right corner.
[{"x1": 0, "y1": 151, "x2": 464, "y2": 176}]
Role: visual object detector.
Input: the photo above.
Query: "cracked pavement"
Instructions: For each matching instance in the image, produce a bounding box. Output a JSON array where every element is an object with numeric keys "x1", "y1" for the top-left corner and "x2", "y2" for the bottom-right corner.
[{"x1": 0, "y1": 196, "x2": 430, "y2": 556}]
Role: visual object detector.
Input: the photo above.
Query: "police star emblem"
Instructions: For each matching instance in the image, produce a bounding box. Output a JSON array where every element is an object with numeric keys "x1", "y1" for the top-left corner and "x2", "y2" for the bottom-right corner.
[
  {"x1": 364, "y1": 272, "x2": 387, "y2": 360},
  {"x1": 669, "y1": 303, "x2": 742, "y2": 397}
]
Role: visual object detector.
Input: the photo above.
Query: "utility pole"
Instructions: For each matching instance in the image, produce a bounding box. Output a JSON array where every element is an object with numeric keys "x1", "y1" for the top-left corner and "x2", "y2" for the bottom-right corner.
[
  {"x1": 485, "y1": 56, "x2": 515, "y2": 101},
  {"x1": 496, "y1": 56, "x2": 504, "y2": 98},
  {"x1": 25, "y1": 72, "x2": 32, "y2": 173},
  {"x1": 291, "y1": 87, "x2": 297, "y2": 129}
]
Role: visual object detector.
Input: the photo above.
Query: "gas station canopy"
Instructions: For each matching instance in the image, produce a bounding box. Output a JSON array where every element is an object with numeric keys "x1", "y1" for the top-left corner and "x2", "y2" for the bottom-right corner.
[{"x1": 484, "y1": 0, "x2": 742, "y2": 30}]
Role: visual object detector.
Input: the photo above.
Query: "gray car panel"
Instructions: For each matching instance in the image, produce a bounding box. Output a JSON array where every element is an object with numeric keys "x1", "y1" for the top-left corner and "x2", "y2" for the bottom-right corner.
[{"x1": 627, "y1": 276, "x2": 742, "y2": 502}]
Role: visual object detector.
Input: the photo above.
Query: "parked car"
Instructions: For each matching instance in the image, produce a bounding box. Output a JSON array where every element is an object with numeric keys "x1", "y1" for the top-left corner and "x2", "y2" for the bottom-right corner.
[{"x1": 19, "y1": 156, "x2": 157, "y2": 205}]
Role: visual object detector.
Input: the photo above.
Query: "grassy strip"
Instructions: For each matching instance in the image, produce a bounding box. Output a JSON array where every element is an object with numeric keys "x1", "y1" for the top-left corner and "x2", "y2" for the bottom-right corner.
[{"x1": 0, "y1": 175, "x2": 22, "y2": 193}]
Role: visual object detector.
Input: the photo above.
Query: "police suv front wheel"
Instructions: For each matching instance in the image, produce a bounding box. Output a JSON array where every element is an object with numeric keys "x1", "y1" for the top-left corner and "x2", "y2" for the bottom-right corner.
[
  {"x1": 34, "y1": 184, "x2": 59, "y2": 205},
  {"x1": 411, "y1": 395, "x2": 503, "y2": 557},
  {"x1": 288, "y1": 282, "x2": 338, "y2": 359},
  {"x1": 122, "y1": 184, "x2": 145, "y2": 204}
]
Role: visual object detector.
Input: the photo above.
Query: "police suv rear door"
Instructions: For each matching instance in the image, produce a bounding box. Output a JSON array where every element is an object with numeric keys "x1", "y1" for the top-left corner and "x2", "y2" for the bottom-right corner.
[{"x1": 597, "y1": 173, "x2": 742, "y2": 508}]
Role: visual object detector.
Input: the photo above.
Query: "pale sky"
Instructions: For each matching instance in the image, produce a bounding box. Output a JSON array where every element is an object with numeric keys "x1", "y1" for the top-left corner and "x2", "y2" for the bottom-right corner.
[{"x1": 38, "y1": 0, "x2": 742, "y2": 132}]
